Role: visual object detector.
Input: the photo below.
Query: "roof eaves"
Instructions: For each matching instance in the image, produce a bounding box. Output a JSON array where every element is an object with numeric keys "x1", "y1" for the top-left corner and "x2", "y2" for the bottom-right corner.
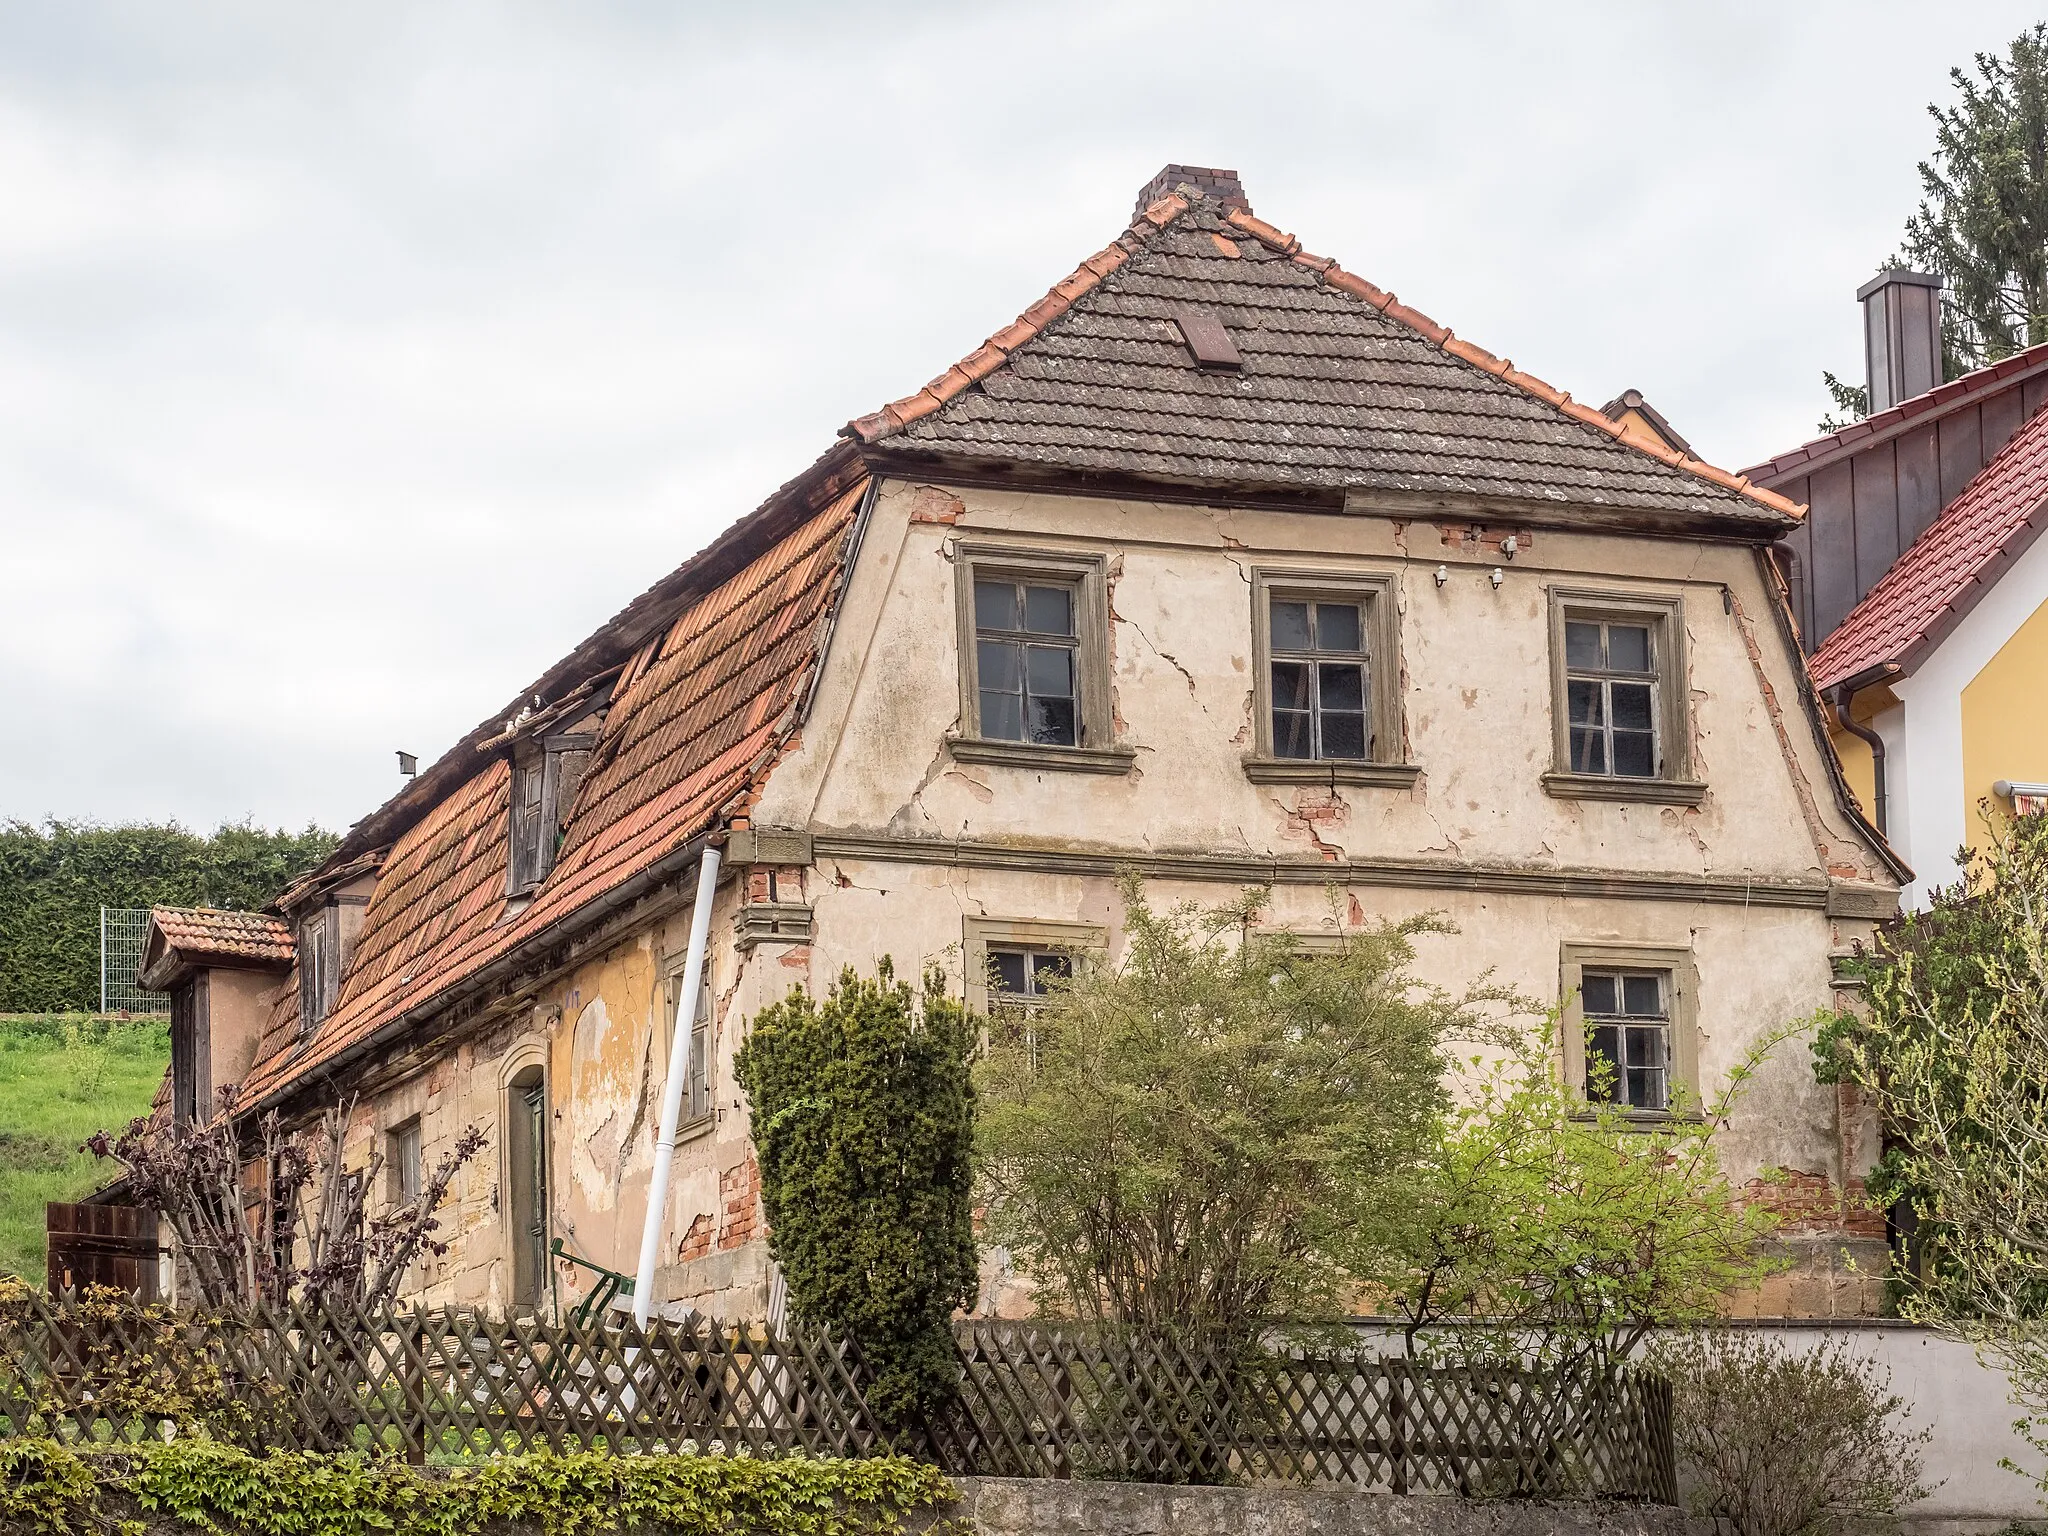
[{"x1": 1744, "y1": 339, "x2": 2048, "y2": 485}]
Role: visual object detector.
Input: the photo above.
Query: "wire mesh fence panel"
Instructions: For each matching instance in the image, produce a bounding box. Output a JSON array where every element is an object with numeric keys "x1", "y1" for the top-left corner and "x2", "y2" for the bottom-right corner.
[
  {"x1": 0, "y1": 1293, "x2": 1673, "y2": 1503},
  {"x1": 99, "y1": 908, "x2": 168, "y2": 1016}
]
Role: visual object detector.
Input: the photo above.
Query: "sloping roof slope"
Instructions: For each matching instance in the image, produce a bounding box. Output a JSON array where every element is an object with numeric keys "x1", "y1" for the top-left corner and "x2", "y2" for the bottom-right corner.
[
  {"x1": 1811, "y1": 403, "x2": 2048, "y2": 690},
  {"x1": 851, "y1": 192, "x2": 1797, "y2": 531},
  {"x1": 242, "y1": 477, "x2": 865, "y2": 1104}
]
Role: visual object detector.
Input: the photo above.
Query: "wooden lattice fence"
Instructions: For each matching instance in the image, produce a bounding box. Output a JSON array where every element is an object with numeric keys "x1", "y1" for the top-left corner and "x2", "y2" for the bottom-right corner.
[{"x1": 0, "y1": 1295, "x2": 1674, "y2": 1503}]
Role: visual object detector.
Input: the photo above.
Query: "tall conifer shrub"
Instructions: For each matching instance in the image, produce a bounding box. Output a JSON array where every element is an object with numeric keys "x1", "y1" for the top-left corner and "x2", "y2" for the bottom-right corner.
[{"x1": 734, "y1": 962, "x2": 977, "y2": 1431}]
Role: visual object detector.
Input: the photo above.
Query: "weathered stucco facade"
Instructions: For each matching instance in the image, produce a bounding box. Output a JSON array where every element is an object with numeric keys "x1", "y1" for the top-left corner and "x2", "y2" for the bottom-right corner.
[{"x1": 155, "y1": 168, "x2": 1906, "y2": 1325}]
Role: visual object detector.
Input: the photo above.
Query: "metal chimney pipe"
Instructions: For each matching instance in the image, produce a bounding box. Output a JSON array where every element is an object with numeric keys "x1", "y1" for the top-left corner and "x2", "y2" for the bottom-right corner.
[{"x1": 1859, "y1": 269, "x2": 1943, "y2": 412}]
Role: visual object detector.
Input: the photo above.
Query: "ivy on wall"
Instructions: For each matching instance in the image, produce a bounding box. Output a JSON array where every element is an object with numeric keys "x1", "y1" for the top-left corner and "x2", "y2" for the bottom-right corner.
[
  {"x1": 0, "y1": 1439, "x2": 959, "y2": 1536},
  {"x1": 0, "y1": 821, "x2": 338, "y2": 1012}
]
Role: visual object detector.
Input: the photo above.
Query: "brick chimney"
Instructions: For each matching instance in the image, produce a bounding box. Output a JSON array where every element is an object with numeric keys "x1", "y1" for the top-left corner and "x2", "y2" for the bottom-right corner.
[
  {"x1": 1136, "y1": 164, "x2": 1251, "y2": 218},
  {"x1": 1859, "y1": 269, "x2": 1943, "y2": 412}
]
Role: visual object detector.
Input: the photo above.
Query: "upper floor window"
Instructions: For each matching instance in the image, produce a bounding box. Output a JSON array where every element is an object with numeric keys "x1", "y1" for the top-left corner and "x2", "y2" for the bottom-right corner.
[
  {"x1": 975, "y1": 579, "x2": 1079, "y2": 747},
  {"x1": 388, "y1": 1117, "x2": 423, "y2": 1207},
  {"x1": 664, "y1": 962, "x2": 716, "y2": 1130},
  {"x1": 950, "y1": 544, "x2": 1129, "y2": 774},
  {"x1": 1544, "y1": 588, "x2": 1699, "y2": 805},
  {"x1": 506, "y1": 735, "x2": 595, "y2": 898},
  {"x1": 1565, "y1": 619, "x2": 1658, "y2": 778},
  {"x1": 298, "y1": 909, "x2": 336, "y2": 1032},
  {"x1": 1245, "y1": 569, "x2": 1412, "y2": 786}
]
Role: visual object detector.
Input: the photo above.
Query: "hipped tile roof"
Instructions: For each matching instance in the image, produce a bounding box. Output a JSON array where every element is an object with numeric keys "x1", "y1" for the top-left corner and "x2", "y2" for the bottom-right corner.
[
  {"x1": 1810, "y1": 402, "x2": 2048, "y2": 691},
  {"x1": 241, "y1": 477, "x2": 865, "y2": 1104},
  {"x1": 848, "y1": 191, "x2": 1799, "y2": 529},
  {"x1": 146, "y1": 907, "x2": 295, "y2": 968}
]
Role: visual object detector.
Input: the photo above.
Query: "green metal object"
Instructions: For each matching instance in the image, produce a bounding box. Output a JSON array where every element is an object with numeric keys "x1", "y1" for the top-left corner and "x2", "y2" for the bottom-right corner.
[{"x1": 549, "y1": 1238, "x2": 635, "y2": 1327}]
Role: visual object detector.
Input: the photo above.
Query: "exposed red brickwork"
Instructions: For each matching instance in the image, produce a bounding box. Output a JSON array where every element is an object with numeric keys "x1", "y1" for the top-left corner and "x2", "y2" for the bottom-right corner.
[
  {"x1": 676, "y1": 1213, "x2": 714, "y2": 1264},
  {"x1": 1745, "y1": 1169, "x2": 1887, "y2": 1240},
  {"x1": 1135, "y1": 164, "x2": 1252, "y2": 217},
  {"x1": 1437, "y1": 524, "x2": 1536, "y2": 557},
  {"x1": 717, "y1": 1157, "x2": 761, "y2": 1252}
]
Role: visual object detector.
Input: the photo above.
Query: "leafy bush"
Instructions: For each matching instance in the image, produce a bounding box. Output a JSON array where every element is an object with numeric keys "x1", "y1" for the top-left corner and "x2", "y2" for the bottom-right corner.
[
  {"x1": 0, "y1": 819, "x2": 338, "y2": 1012},
  {"x1": 1356, "y1": 1014, "x2": 1787, "y2": 1378},
  {"x1": 0, "y1": 1439, "x2": 957, "y2": 1536},
  {"x1": 1813, "y1": 810, "x2": 2048, "y2": 1460},
  {"x1": 1652, "y1": 1329, "x2": 1930, "y2": 1536},
  {"x1": 734, "y1": 961, "x2": 977, "y2": 1433},
  {"x1": 975, "y1": 877, "x2": 1521, "y2": 1352}
]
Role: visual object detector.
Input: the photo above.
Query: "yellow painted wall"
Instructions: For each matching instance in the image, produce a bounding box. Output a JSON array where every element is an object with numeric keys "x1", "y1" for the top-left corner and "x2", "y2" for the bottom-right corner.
[{"x1": 1961, "y1": 593, "x2": 2048, "y2": 860}]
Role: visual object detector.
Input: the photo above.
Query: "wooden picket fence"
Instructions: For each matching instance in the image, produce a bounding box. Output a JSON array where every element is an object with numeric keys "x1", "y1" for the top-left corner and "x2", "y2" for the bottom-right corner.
[{"x1": 0, "y1": 1294, "x2": 1675, "y2": 1502}]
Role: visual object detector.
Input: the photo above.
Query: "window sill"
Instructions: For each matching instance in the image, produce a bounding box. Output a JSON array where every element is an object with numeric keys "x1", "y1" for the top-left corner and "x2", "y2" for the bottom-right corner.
[
  {"x1": 1571, "y1": 1107, "x2": 1705, "y2": 1131},
  {"x1": 1541, "y1": 772, "x2": 1706, "y2": 806},
  {"x1": 947, "y1": 736, "x2": 1137, "y2": 775},
  {"x1": 674, "y1": 1113, "x2": 715, "y2": 1146},
  {"x1": 1242, "y1": 758, "x2": 1423, "y2": 788}
]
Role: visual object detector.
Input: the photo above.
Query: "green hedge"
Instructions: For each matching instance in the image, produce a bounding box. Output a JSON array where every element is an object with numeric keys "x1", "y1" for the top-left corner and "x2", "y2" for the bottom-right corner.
[
  {"x1": 0, "y1": 1440, "x2": 959, "y2": 1536},
  {"x1": 0, "y1": 821, "x2": 339, "y2": 1012}
]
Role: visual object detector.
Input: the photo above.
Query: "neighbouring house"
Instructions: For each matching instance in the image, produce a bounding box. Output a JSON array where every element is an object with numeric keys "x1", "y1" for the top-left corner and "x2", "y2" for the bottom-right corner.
[
  {"x1": 1745, "y1": 270, "x2": 2048, "y2": 906},
  {"x1": 130, "y1": 166, "x2": 1904, "y2": 1322}
]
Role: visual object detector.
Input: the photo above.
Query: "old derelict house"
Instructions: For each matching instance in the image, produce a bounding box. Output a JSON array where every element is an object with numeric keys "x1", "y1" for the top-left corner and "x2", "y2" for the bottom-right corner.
[{"x1": 145, "y1": 166, "x2": 1905, "y2": 1321}]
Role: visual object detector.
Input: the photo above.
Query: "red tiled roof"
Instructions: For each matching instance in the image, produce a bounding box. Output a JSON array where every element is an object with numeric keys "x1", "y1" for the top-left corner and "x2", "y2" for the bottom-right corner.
[
  {"x1": 148, "y1": 907, "x2": 295, "y2": 966},
  {"x1": 1743, "y1": 340, "x2": 2048, "y2": 486},
  {"x1": 848, "y1": 193, "x2": 1802, "y2": 526},
  {"x1": 241, "y1": 476, "x2": 866, "y2": 1105},
  {"x1": 1811, "y1": 402, "x2": 2048, "y2": 691}
]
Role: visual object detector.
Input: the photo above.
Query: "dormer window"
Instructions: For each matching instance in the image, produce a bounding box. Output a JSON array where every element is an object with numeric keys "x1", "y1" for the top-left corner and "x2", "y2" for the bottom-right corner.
[
  {"x1": 299, "y1": 908, "x2": 338, "y2": 1032},
  {"x1": 506, "y1": 734, "x2": 594, "y2": 897}
]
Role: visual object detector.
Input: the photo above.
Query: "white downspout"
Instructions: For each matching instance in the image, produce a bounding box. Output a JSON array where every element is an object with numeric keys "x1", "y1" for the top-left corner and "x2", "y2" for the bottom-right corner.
[{"x1": 632, "y1": 844, "x2": 722, "y2": 1325}]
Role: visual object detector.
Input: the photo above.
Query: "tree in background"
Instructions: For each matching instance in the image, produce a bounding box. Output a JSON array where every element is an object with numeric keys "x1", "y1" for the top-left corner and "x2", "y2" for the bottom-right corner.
[
  {"x1": 0, "y1": 820, "x2": 338, "y2": 1012},
  {"x1": 1354, "y1": 1015, "x2": 1784, "y2": 1382},
  {"x1": 734, "y1": 962, "x2": 978, "y2": 1433},
  {"x1": 974, "y1": 877, "x2": 1521, "y2": 1356},
  {"x1": 1813, "y1": 810, "x2": 2048, "y2": 1482},
  {"x1": 1819, "y1": 25, "x2": 2048, "y2": 429},
  {"x1": 1904, "y1": 24, "x2": 2048, "y2": 374}
]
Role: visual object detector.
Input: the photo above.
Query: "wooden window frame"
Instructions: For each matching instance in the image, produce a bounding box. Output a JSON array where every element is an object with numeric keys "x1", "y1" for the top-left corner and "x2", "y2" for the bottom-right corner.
[
  {"x1": 659, "y1": 953, "x2": 718, "y2": 1142},
  {"x1": 297, "y1": 907, "x2": 337, "y2": 1034},
  {"x1": 1244, "y1": 568, "x2": 1417, "y2": 787},
  {"x1": 506, "y1": 732, "x2": 596, "y2": 898},
  {"x1": 1542, "y1": 587, "x2": 1702, "y2": 805},
  {"x1": 1558, "y1": 941, "x2": 1701, "y2": 1122},
  {"x1": 962, "y1": 917, "x2": 1106, "y2": 1015},
  {"x1": 950, "y1": 543, "x2": 1131, "y2": 775},
  {"x1": 388, "y1": 1116, "x2": 423, "y2": 1208}
]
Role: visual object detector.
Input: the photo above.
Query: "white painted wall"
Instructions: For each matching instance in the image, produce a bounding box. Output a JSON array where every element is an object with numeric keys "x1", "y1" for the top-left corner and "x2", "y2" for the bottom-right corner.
[{"x1": 1891, "y1": 528, "x2": 2048, "y2": 907}]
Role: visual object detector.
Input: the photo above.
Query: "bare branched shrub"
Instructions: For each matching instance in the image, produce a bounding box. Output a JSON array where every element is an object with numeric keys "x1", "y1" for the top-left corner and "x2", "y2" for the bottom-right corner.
[
  {"x1": 85, "y1": 1088, "x2": 482, "y2": 1310},
  {"x1": 1653, "y1": 1329, "x2": 1932, "y2": 1536}
]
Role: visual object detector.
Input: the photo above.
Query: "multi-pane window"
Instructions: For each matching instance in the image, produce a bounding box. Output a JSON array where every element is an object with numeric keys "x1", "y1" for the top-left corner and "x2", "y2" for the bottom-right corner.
[
  {"x1": 974, "y1": 579, "x2": 1080, "y2": 747},
  {"x1": 1269, "y1": 597, "x2": 1369, "y2": 761},
  {"x1": 1565, "y1": 620, "x2": 1658, "y2": 778},
  {"x1": 1581, "y1": 969, "x2": 1670, "y2": 1112},
  {"x1": 509, "y1": 760, "x2": 547, "y2": 890},
  {"x1": 987, "y1": 945, "x2": 1073, "y2": 1070},
  {"x1": 298, "y1": 910, "x2": 334, "y2": 1032}
]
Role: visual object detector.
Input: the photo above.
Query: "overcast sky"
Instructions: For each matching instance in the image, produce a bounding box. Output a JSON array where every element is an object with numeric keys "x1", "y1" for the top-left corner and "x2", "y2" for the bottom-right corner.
[{"x1": 3, "y1": 1, "x2": 2040, "y2": 836}]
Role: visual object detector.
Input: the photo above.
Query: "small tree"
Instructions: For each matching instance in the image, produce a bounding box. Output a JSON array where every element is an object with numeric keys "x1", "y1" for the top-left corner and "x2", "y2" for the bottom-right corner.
[
  {"x1": 1814, "y1": 809, "x2": 2048, "y2": 1471},
  {"x1": 86, "y1": 1087, "x2": 482, "y2": 1310},
  {"x1": 1653, "y1": 1329, "x2": 1931, "y2": 1536},
  {"x1": 733, "y1": 961, "x2": 978, "y2": 1432},
  {"x1": 974, "y1": 877, "x2": 1520, "y2": 1354},
  {"x1": 1356, "y1": 1017, "x2": 1784, "y2": 1380}
]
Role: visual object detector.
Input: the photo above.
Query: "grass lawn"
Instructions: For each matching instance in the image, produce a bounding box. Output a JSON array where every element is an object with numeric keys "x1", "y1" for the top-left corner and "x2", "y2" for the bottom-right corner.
[{"x1": 0, "y1": 1014, "x2": 168, "y2": 1283}]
